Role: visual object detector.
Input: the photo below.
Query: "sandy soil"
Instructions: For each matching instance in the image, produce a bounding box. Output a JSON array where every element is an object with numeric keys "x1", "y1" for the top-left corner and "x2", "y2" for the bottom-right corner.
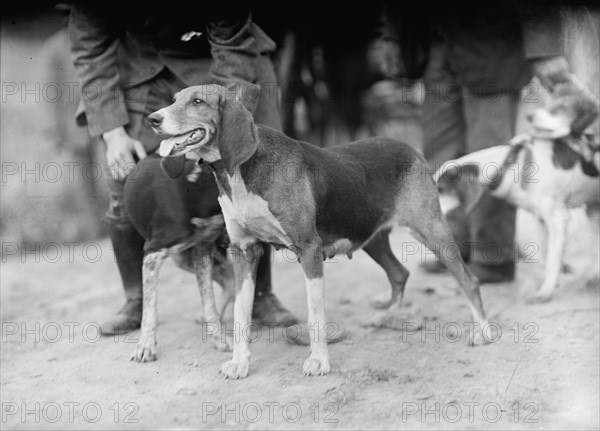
[{"x1": 1, "y1": 210, "x2": 599, "y2": 430}]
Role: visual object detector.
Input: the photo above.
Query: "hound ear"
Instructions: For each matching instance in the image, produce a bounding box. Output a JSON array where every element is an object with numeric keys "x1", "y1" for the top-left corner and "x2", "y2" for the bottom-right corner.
[
  {"x1": 217, "y1": 93, "x2": 258, "y2": 175},
  {"x1": 160, "y1": 155, "x2": 186, "y2": 179}
]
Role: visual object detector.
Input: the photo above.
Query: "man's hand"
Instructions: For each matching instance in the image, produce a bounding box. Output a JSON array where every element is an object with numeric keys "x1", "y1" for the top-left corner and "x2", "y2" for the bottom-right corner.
[
  {"x1": 102, "y1": 126, "x2": 147, "y2": 181},
  {"x1": 531, "y1": 56, "x2": 570, "y2": 92}
]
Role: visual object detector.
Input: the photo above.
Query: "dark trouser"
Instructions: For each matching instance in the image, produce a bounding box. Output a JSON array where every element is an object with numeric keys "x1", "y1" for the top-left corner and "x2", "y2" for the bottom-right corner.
[
  {"x1": 106, "y1": 59, "x2": 282, "y2": 302},
  {"x1": 422, "y1": 41, "x2": 517, "y2": 267}
]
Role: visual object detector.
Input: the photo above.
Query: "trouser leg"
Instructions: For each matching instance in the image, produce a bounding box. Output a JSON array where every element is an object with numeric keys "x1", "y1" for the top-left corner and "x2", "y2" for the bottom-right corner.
[
  {"x1": 464, "y1": 91, "x2": 519, "y2": 273},
  {"x1": 100, "y1": 190, "x2": 145, "y2": 335},
  {"x1": 422, "y1": 41, "x2": 470, "y2": 256}
]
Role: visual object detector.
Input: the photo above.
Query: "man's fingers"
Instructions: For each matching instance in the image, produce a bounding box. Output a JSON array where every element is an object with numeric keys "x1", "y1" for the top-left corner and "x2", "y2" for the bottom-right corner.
[
  {"x1": 133, "y1": 140, "x2": 147, "y2": 160},
  {"x1": 120, "y1": 151, "x2": 137, "y2": 178}
]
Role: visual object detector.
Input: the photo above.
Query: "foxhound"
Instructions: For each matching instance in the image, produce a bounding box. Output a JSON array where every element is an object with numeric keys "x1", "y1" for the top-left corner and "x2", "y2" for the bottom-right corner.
[{"x1": 148, "y1": 84, "x2": 490, "y2": 379}]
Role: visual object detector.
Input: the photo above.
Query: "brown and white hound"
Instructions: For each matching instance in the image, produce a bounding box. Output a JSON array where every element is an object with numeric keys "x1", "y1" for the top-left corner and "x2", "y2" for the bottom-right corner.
[
  {"x1": 148, "y1": 84, "x2": 489, "y2": 379},
  {"x1": 436, "y1": 81, "x2": 599, "y2": 303}
]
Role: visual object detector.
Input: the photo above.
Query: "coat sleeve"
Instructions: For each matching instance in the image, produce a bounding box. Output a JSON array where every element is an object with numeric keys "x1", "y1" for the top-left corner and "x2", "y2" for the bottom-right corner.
[
  {"x1": 521, "y1": 7, "x2": 563, "y2": 59},
  {"x1": 206, "y1": 10, "x2": 276, "y2": 91},
  {"x1": 68, "y1": 3, "x2": 129, "y2": 137}
]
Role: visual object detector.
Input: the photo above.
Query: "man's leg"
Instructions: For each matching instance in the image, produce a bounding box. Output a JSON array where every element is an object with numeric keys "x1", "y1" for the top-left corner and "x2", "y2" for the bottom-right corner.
[
  {"x1": 100, "y1": 187, "x2": 145, "y2": 335},
  {"x1": 463, "y1": 90, "x2": 519, "y2": 282},
  {"x1": 250, "y1": 54, "x2": 298, "y2": 326},
  {"x1": 421, "y1": 41, "x2": 471, "y2": 271}
]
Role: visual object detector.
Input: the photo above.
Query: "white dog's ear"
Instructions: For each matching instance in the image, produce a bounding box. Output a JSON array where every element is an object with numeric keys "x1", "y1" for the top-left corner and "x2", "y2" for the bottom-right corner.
[{"x1": 217, "y1": 92, "x2": 258, "y2": 175}]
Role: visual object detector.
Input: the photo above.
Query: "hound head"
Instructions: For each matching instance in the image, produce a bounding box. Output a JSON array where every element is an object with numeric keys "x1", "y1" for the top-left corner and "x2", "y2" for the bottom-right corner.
[{"x1": 148, "y1": 83, "x2": 261, "y2": 178}]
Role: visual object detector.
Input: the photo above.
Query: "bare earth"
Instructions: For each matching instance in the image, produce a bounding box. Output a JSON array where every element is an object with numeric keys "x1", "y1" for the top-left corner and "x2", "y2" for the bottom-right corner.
[{"x1": 1, "y1": 211, "x2": 599, "y2": 430}]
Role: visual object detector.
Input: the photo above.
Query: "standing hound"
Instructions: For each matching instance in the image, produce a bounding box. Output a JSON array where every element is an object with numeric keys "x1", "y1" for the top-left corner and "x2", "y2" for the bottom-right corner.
[
  {"x1": 148, "y1": 84, "x2": 489, "y2": 379},
  {"x1": 436, "y1": 82, "x2": 599, "y2": 303},
  {"x1": 126, "y1": 155, "x2": 233, "y2": 362}
]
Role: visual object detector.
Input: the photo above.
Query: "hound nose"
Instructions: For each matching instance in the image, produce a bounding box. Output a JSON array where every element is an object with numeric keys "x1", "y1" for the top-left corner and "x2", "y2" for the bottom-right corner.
[
  {"x1": 526, "y1": 113, "x2": 533, "y2": 123},
  {"x1": 148, "y1": 112, "x2": 163, "y2": 127}
]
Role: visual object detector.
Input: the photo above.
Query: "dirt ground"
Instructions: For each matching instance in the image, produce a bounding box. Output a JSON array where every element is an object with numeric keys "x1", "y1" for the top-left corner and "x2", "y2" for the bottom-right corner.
[{"x1": 1, "y1": 210, "x2": 599, "y2": 430}]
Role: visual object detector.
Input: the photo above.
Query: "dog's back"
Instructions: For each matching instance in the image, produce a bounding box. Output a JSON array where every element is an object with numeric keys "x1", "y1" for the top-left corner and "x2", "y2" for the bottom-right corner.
[{"x1": 124, "y1": 155, "x2": 222, "y2": 252}]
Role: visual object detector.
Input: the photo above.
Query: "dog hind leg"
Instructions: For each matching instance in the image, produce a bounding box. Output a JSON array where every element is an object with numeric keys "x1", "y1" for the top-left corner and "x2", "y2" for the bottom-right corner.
[
  {"x1": 404, "y1": 202, "x2": 490, "y2": 346},
  {"x1": 363, "y1": 229, "x2": 410, "y2": 309}
]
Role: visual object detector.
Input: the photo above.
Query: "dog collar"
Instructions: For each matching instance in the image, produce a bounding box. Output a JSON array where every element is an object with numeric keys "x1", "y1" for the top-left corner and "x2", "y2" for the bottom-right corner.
[{"x1": 488, "y1": 143, "x2": 525, "y2": 191}]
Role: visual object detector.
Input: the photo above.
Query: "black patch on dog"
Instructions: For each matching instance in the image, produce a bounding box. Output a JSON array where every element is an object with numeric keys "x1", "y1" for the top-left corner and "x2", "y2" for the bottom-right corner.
[
  {"x1": 581, "y1": 157, "x2": 599, "y2": 177},
  {"x1": 552, "y1": 138, "x2": 579, "y2": 170},
  {"x1": 125, "y1": 155, "x2": 221, "y2": 252}
]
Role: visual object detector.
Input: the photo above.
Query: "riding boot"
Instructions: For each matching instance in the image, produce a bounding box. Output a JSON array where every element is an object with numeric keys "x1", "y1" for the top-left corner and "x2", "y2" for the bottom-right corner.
[{"x1": 100, "y1": 221, "x2": 145, "y2": 335}]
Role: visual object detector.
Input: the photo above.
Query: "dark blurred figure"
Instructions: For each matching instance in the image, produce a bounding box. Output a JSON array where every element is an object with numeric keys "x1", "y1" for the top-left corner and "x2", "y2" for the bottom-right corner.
[
  {"x1": 68, "y1": 2, "x2": 297, "y2": 335},
  {"x1": 383, "y1": 2, "x2": 571, "y2": 282},
  {"x1": 37, "y1": 5, "x2": 107, "y2": 241}
]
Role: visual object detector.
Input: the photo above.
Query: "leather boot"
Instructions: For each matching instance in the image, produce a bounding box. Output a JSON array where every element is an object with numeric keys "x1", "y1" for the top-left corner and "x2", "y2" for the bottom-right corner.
[
  {"x1": 252, "y1": 244, "x2": 299, "y2": 327},
  {"x1": 100, "y1": 222, "x2": 145, "y2": 335}
]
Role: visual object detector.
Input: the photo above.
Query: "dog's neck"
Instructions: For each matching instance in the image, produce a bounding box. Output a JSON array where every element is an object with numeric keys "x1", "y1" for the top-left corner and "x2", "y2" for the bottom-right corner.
[{"x1": 201, "y1": 139, "x2": 266, "y2": 198}]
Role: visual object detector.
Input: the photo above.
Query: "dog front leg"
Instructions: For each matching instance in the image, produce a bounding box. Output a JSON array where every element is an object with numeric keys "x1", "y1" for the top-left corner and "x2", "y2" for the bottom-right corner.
[
  {"x1": 529, "y1": 208, "x2": 569, "y2": 303},
  {"x1": 131, "y1": 249, "x2": 168, "y2": 362},
  {"x1": 193, "y1": 245, "x2": 231, "y2": 352},
  {"x1": 220, "y1": 242, "x2": 262, "y2": 379},
  {"x1": 300, "y1": 244, "x2": 331, "y2": 376}
]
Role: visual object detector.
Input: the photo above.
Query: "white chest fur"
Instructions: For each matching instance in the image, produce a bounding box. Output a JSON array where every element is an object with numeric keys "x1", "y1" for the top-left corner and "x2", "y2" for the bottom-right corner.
[{"x1": 217, "y1": 168, "x2": 292, "y2": 249}]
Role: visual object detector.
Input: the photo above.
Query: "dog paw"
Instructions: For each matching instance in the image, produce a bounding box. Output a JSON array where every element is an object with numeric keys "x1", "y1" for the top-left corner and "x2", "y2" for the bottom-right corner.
[
  {"x1": 370, "y1": 299, "x2": 393, "y2": 310},
  {"x1": 302, "y1": 357, "x2": 331, "y2": 377},
  {"x1": 220, "y1": 359, "x2": 249, "y2": 379},
  {"x1": 211, "y1": 335, "x2": 232, "y2": 352},
  {"x1": 365, "y1": 306, "x2": 423, "y2": 331},
  {"x1": 524, "y1": 291, "x2": 553, "y2": 305},
  {"x1": 130, "y1": 340, "x2": 157, "y2": 362},
  {"x1": 369, "y1": 298, "x2": 412, "y2": 310},
  {"x1": 468, "y1": 328, "x2": 489, "y2": 347}
]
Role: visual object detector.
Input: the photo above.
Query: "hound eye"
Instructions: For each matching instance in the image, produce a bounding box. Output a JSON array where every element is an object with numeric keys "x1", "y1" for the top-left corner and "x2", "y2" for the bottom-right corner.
[{"x1": 193, "y1": 98, "x2": 204, "y2": 105}]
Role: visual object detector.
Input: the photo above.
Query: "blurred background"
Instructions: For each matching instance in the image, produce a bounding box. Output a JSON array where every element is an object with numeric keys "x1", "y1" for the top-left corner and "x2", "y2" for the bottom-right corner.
[{"x1": 1, "y1": 3, "x2": 599, "y2": 250}]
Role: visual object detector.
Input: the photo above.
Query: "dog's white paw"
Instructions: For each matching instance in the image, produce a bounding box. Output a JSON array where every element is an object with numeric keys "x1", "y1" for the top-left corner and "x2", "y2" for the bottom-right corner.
[
  {"x1": 468, "y1": 327, "x2": 489, "y2": 347},
  {"x1": 365, "y1": 306, "x2": 423, "y2": 331},
  {"x1": 525, "y1": 291, "x2": 553, "y2": 304},
  {"x1": 302, "y1": 356, "x2": 331, "y2": 376},
  {"x1": 211, "y1": 334, "x2": 233, "y2": 352},
  {"x1": 131, "y1": 339, "x2": 157, "y2": 362},
  {"x1": 220, "y1": 359, "x2": 249, "y2": 379}
]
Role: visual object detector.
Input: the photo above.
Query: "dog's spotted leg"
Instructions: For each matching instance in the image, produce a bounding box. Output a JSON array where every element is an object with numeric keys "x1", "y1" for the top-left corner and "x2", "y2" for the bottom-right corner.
[
  {"x1": 527, "y1": 207, "x2": 569, "y2": 304},
  {"x1": 211, "y1": 256, "x2": 235, "y2": 320},
  {"x1": 220, "y1": 242, "x2": 262, "y2": 379},
  {"x1": 131, "y1": 249, "x2": 168, "y2": 362},
  {"x1": 193, "y1": 244, "x2": 231, "y2": 352},
  {"x1": 300, "y1": 243, "x2": 331, "y2": 376}
]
